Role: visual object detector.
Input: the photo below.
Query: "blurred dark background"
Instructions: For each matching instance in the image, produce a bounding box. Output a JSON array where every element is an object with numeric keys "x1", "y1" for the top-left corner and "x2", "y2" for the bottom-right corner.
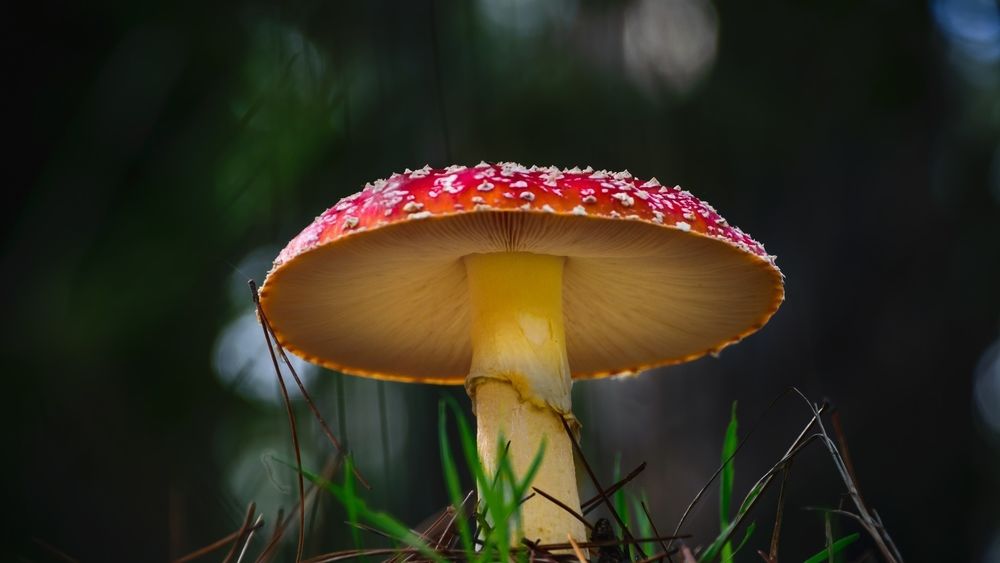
[{"x1": 4, "y1": 0, "x2": 999, "y2": 561}]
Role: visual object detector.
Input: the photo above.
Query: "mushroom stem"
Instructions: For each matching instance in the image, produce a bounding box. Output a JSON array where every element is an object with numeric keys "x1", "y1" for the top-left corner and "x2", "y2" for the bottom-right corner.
[{"x1": 464, "y1": 252, "x2": 585, "y2": 547}]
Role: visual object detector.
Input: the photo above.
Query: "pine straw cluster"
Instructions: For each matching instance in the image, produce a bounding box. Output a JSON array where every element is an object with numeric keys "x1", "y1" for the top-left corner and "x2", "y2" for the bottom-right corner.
[{"x1": 171, "y1": 282, "x2": 904, "y2": 563}]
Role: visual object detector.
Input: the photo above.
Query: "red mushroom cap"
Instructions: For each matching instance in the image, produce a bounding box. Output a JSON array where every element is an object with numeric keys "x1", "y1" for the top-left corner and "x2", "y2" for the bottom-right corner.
[{"x1": 260, "y1": 162, "x2": 784, "y2": 384}]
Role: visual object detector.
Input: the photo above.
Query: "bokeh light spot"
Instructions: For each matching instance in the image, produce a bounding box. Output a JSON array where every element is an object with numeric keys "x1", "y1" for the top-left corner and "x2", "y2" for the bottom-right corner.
[
  {"x1": 477, "y1": 0, "x2": 578, "y2": 38},
  {"x1": 622, "y1": 0, "x2": 719, "y2": 96},
  {"x1": 974, "y1": 338, "x2": 1000, "y2": 436},
  {"x1": 213, "y1": 308, "x2": 319, "y2": 405},
  {"x1": 932, "y1": 0, "x2": 1000, "y2": 63}
]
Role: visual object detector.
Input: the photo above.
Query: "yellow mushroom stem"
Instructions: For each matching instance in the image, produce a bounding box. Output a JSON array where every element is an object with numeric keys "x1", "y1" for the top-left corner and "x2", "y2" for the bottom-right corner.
[{"x1": 464, "y1": 252, "x2": 585, "y2": 547}]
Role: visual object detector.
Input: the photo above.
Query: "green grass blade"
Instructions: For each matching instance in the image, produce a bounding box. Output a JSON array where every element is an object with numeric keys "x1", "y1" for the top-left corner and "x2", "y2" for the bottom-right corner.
[
  {"x1": 699, "y1": 479, "x2": 763, "y2": 562},
  {"x1": 443, "y1": 398, "x2": 547, "y2": 562},
  {"x1": 720, "y1": 401, "x2": 739, "y2": 563},
  {"x1": 803, "y1": 533, "x2": 860, "y2": 563},
  {"x1": 343, "y1": 456, "x2": 363, "y2": 551},
  {"x1": 721, "y1": 521, "x2": 756, "y2": 563},
  {"x1": 443, "y1": 398, "x2": 490, "y2": 490},
  {"x1": 438, "y1": 400, "x2": 475, "y2": 555},
  {"x1": 612, "y1": 453, "x2": 631, "y2": 557},
  {"x1": 497, "y1": 438, "x2": 519, "y2": 502},
  {"x1": 273, "y1": 457, "x2": 444, "y2": 563},
  {"x1": 444, "y1": 397, "x2": 507, "y2": 563},
  {"x1": 492, "y1": 442, "x2": 513, "y2": 563},
  {"x1": 631, "y1": 493, "x2": 654, "y2": 556}
]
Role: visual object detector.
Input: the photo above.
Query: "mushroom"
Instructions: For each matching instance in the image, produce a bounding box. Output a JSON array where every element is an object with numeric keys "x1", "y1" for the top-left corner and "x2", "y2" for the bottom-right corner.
[{"x1": 258, "y1": 162, "x2": 783, "y2": 546}]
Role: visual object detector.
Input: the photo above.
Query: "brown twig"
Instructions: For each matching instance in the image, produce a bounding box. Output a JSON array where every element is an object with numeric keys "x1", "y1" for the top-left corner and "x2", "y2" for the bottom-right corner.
[
  {"x1": 256, "y1": 509, "x2": 295, "y2": 563},
  {"x1": 532, "y1": 487, "x2": 594, "y2": 530},
  {"x1": 236, "y1": 514, "x2": 265, "y2": 563},
  {"x1": 388, "y1": 494, "x2": 477, "y2": 563},
  {"x1": 257, "y1": 456, "x2": 344, "y2": 563},
  {"x1": 536, "y1": 534, "x2": 690, "y2": 551},
  {"x1": 640, "y1": 500, "x2": 674, "y2": 563},
  {"x1": 702, "y1": 431, "x2": 826, "y2": 558},
  {"x1": 580, "y1": 461, "x2": 647, "y2": 514},
  {"x1": 252, "y1": 280, "x2": 370, "y2": 490},
  {"x1": 222, "y1": 503, "x2": 258, "y2": 563},
  {"x1": 801, "y1": 507, "x2": 860, "y2": 523},
  {"x1": 666, "y1": 388, "x2": 804, "y2": 553},
  {"x1": 253, "y1": 508, "x2": 287, "y2": 563},
  {"x1": 767, "y1": 460, "x2": 792, "y2": 562},
  {"x1": 791, "y1": 390, "x2": 903, "y2": 563},
  {"x1": 669, "y1": 400, "x2": 831, "y2": 561},
  {"x1": 430, "y1": 490, "x2": 475, "y2": 550},
  {"x1": 831, "y1": 410, "x2": 863, "y2": 508},
  {"x1": 567, "y1": 534, "x2": 587, "y2": 562},
  {"x1": 303, "y1": 547, "x2": 428, "y2": 563},
  {"x1": 303, "y1": 533, "x2": 693, "y2": 563},
  {"x1": 250, "y1": 282, "x2": 306, "y2": 562},
  {"x1": 560, "y1": 416, "x2": 647, "y2": 559},
  {"x1": 432, "y1": 508, "x2": 460, "y2": 551},
  {"x1": 872, "y1": 509, "x2": 904, "y2": 562},
  {"x1": 171, "y1": 529, "x2": 247, "y2": 563},
  {"x1": 346, "y1": 521, "x2": 403, "y2": 542},
  {"x1": 409, "y1": 504, "x2": 460, "y2": 553},
  {"x1": 636, "y1": 551, "x2": 677, "y2": 563},
  {"x1": 521, "y1": 538, "x2": 562, "y2": 563}
]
